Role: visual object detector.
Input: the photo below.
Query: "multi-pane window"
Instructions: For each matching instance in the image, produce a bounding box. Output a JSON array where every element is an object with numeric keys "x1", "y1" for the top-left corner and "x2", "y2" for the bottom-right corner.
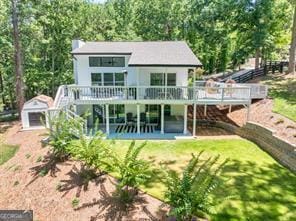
[
  {"x1": 89, "y1": 57, "x2": 101, "y2": 67},
  {"x1": 167, "y1": 73, "x2": 176, "y2": 86},
  {"x1": 109, "y1": 104, "x2": 125, "y2": 123},
  {"x1": 151, "y1": 73, "x2": 165, "y2": 86},
  {"x1": 93, "y1": 104, "x2": 125, "y2": 124},
  {"x1": 103, "y1": 73, "x2": 114, "y2": 86},
  {"x1": 92, "y1": 73, "x2": 125, "y2": 86},
  {"x1": 150, "y1": 73, "x2": 176, "y2": 86},
  {"x1": 91, "y1": 73, "x2": 102, "y2": 86},
  {"x1": 115, "y1": 73, "x2": 124, "y2": 86},
  {"x1": 89, "y1": 57, "x2": 125, "y2": 67}
]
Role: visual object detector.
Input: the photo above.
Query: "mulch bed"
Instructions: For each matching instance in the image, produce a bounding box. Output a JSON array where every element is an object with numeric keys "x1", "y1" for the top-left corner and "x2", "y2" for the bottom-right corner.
[{"x1": 0, "y1": 122, "x2": 169, "y2": 221}]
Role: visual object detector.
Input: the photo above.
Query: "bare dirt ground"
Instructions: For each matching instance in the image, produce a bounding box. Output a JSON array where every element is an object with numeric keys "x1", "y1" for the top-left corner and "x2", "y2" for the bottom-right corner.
[
  {"x1": 226, "y1": 72, "x2": 296, "y2": 144},
  {"x1": 0, "y1": 122, "x2": 168, "y2": 221},
  {"x1": 226, "y1": 98, "x2": 296, "y2": 144}
]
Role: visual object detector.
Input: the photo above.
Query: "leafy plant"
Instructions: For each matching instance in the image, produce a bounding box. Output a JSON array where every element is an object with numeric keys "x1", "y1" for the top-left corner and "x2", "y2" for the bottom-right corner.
[
  {"x1": 67, "y1": 131, "x2": 112, "y2": 175},
  {"x1": 71, "y1": 198, "x2": 79, "y2": 208},
  {"x1": 165, "y1": 151, "x2": 227, "y2": 220},
  {"x1": 36, "y1": 156, "x2": 42, "y2": 163},
  {"x1": 47, "y1": 111, "x2": 84, "y2": 160},
  {"x1": 112, "y1": 141, "x2": 151, "y2": 204},
  {"x1": 39, "y1": 168, "x2": 48, "y2": 177},
  {"x1": 25, "y1": 153, "x2": 31, "y2": 159}
]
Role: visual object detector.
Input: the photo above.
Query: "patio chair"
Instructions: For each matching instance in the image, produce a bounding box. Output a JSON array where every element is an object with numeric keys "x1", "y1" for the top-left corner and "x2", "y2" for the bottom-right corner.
[
  {"x1": 140, "y1": 112, "x2": 147, "y2": 126},
  {"x1": 126, "y1": 112, "x2": 135, "y2": 126}
]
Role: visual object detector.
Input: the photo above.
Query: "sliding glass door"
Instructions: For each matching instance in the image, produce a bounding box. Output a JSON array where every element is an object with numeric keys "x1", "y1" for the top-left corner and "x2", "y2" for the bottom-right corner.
[
  {"x1": 93, "y1": 104, "x2": 125, "y2": 125},
  {"x1": 145, "y1": 104, "x2": 171, "y2": 125}
]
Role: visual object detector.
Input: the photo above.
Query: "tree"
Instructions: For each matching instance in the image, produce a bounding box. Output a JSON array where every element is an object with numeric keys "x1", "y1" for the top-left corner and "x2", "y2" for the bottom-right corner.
[
  {"x1": 133, "y1": 0, "x2": 187, "y2": 40},
  {"x1": 289, "y1": 0, "x2": 296, "y2": 74},
  {"x1": 11, "y1": 0, "x2": 25, "y2": 117}
]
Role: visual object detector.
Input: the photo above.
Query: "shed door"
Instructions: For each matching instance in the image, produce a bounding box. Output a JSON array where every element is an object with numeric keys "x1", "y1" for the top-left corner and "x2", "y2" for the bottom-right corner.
[{"x1": 28, "y1": 112, "x2": 45, "y2": 127}]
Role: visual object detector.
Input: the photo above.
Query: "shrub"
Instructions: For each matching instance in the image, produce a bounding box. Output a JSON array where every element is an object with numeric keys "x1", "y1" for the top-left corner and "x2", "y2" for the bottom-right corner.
[
  {"x1": 165, "y1": 152, "x2": 227, "y2": 220},
  {"x1": 67, "y1": 131, "x2": 113, "y2": 174},
  {"x1": 47, "y1": 111, "x2": 84, "y2": 160},
  {"x1": 112, "y1": 141, "x2": 151, "y2": 204},
  {"x1": 71, "y1": 198, "x2": 79, "y2": 208},
  {"x1": 36, "y1": 156, "x2": 42, "y2": 163},
  {"x1": 38, "y1": 168, "x2": 48, "y2": 177}
]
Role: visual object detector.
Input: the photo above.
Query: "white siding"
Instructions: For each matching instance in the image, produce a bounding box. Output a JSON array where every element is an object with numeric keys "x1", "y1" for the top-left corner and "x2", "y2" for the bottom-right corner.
[{"x1": 74, "y1": 55, "x2": 189, "y2": 86}]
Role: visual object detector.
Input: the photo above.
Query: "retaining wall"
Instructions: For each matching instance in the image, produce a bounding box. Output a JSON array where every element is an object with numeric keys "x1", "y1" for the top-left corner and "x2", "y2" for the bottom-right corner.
[{"x1": 207, "y1": 121, "x2": 296, "y2": 173}]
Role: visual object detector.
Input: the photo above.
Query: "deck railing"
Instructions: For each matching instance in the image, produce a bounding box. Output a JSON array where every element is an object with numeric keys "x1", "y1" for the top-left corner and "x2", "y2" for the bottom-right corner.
[
  {"x1": 53, "y1": 85, "x2": 65, "y2": 108},
  {"x1": 66, "y1": 85, "x2": 251, "y2": 103}
]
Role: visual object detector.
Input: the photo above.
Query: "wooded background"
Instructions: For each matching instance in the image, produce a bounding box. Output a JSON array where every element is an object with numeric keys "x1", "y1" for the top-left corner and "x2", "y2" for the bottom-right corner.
[{"x1": 0, "y1": 0, "x2": 293, "y2": 111}]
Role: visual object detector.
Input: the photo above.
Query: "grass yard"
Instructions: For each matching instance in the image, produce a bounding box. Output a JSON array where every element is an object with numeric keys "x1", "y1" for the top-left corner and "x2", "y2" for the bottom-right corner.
[
  {"x1": 0, "y1": 127, "x2": 19, "y2": 166},
  {"x1": 110, "y1": 139, "x2": 296, "y2": 221},
  {"x1": 261, "y1": 74, "x2": 296, "y2": 121},
  {"x1": 0, "y1": 144, "x2": 19, "y2": 165}
]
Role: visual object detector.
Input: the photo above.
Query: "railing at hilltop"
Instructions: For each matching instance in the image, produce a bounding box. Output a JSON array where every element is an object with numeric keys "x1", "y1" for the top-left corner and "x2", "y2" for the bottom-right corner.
[
  {"x1": 215, "y1": 60, "x2": 287, "y2": 84},
  {"x1": 227, "y1": 68, "x2": 265, "y2": 83}
]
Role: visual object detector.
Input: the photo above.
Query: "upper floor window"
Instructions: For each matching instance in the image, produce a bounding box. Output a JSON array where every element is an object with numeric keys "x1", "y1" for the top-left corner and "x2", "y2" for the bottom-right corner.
[
  {"x1": 91, "y1": 73, "x2": 102, "y2": 86},
  {"x1": 91, "y1": 72, "x2": 125, "y2": 86},
  {"x1": 150, "y1": 73, "x2": 176, "y2": 86},
  {"x1": 89, "y1": 57, "x2": 125, "y2": 67}
]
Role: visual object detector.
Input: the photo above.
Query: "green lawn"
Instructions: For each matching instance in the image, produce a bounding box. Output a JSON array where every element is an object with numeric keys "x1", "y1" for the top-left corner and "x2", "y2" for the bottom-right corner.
[
  {"x1": 0, "y1": 143, "x2": 19, "y2": 165},
  {"x1": 110, "y1": 139, "x2": 296, "y2": 221},
  {"x1": 261, "y1": 74, "x2": 296, "y2": 121}
]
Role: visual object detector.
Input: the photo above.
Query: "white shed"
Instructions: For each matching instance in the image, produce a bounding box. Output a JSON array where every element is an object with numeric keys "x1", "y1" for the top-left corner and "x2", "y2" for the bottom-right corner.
[{"x1": 21, "y1": 95, "x2": 53, "y2": 130}]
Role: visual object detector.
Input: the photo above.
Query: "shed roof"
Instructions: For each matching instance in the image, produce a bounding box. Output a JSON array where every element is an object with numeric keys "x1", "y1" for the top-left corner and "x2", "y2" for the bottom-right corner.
[
  {"x1": 71, "y1": 41, "x2": 202, "y2": 67},
  {"x1": 26, "y1": 95, "x2": 54, "y2": 108}
]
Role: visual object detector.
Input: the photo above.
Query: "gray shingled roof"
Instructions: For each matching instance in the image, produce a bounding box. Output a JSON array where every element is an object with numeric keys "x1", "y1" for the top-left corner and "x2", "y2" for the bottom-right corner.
[{"x1": 71, "y1": 41, "x2": 202, "y2": 67}]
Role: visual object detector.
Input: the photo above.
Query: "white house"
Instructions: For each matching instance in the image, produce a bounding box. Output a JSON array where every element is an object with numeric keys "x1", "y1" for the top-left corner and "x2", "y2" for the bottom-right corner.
[{"x1": 49, "y1": 40, "x2": 260, "y2": 139}]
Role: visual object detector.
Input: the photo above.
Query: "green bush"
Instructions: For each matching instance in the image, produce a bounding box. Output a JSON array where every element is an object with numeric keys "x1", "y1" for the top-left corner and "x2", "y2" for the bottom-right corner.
[
  {"x1": 112, "y1": 141, "x2": 151, "y2": 203},
  {"x1": 68, "y1": 131, "x2": 113, "y2": 174},
  {"x1": 71, "y1": 197, "x2": 79, "y2": 208},
  {"x1": 47, "y1": 111, "x2": 84, "y2": 160},
  {"x1": 165, "y1": 151, "x2": 227, "y2": 220}
]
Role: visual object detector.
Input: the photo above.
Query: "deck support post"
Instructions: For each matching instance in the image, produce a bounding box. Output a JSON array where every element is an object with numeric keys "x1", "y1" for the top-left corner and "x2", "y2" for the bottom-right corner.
[
  {"x1": 137, "y1": 104, "x2": 140, "y2": 134},
  {"x1": 105, "y1": 104, "x2": 110, "y2": 135},
  {"x1": 229, "y1": 105, "x2": 232, "y2": 113},
  {"x1": 183, "y1": 105, "x2": 188, "y2": 134},
  {"x1": 193, "y1": 103, "x2": 197, "y2": 136},
  {"x1": 161, "y1": 104, "x2": 164, "y2": 134},
  {"x1": 204, "y1": 104, "x2": 207, "y2": 116}
]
